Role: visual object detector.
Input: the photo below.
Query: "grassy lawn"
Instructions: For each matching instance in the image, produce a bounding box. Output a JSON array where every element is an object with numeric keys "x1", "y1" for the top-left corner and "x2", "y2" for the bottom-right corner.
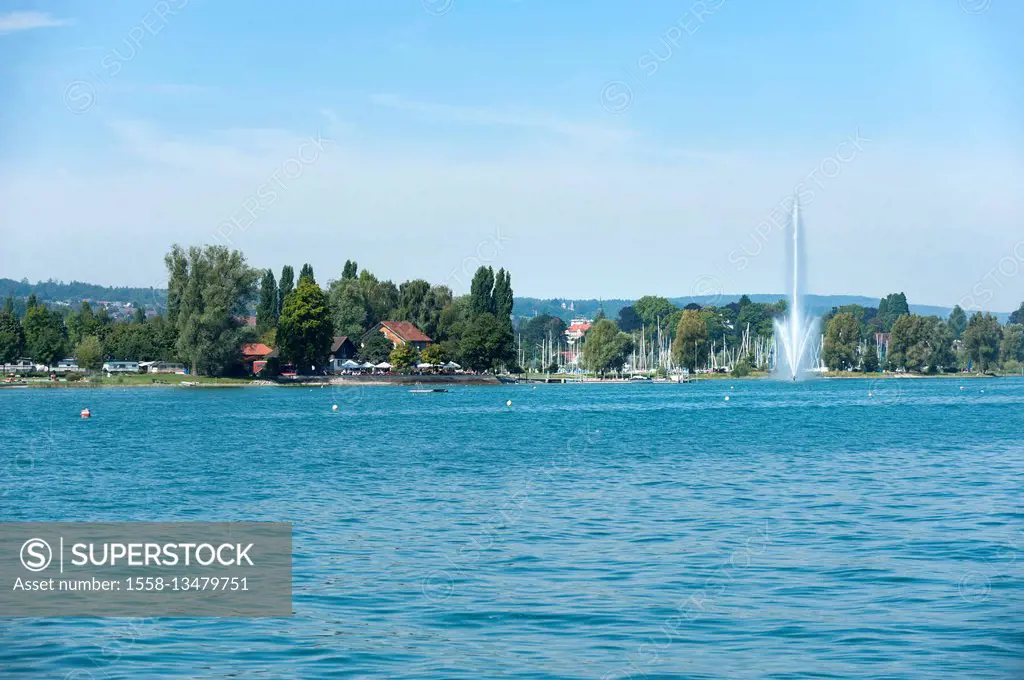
[{"x1": 19, "y1": 373, "x2": 258, "y2": 387}]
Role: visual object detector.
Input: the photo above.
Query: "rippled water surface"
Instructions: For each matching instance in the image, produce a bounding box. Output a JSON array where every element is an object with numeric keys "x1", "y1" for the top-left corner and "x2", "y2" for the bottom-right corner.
[{"x1": 1, "y1": 378, "x2": 1022, "y2": 678}]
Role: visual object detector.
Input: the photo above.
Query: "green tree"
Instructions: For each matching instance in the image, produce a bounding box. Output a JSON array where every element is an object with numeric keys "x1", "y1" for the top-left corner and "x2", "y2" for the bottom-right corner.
[
  {"x1": 460, "y1": 312, "x2": 510, "y2": 371},
  {"x1": 420, "y1": 343, "x2": 450, "y2": 365},
  {"x1": 469, "y1": 266, "x2": 495, "y2": 318},
  {"x1": 889, "y1": 314, "x2": 926, "y2": 371},
  {"x1": 671, "y1": 309, "x2": 708, "y2": 371},
  {"x1": 342, "y1": 260, "x2": 358, "y2": 280},
  {"x1": 255, "y1": 269, "x2": 278, "y2": 335},
  {"x1": 166, "y1": 245, "x2": 258, "y2": 376},
  {"x1": 926, "y1": 319, "x2": 956, "y2": 373},
  {"x1": 328, "y1": 279, "x2": 369, "y2": 337},
  {"x1": 0, "y1": 304, "x2": 25, "y2": 364},
  {"x1": 861, "y1": 341, "x2": 879, "y2": 372},
  {"x1": 1000, "y1": 324, "x2": 1024, "y2": 366},
  {"x1": 947, "y1": 304, "x2": 967, "y2": 339},
  {"x1": 105, "y1": 320, "x2": 161, "y2": 361},
  {"x1": 616, "y1": 305, "x2": 642, "y2": 332},
  {"x1": 419, "y1": 285, "x2": 453, "y2": 340},
  {"x1": 493, "y1": 269, "x2": 514, "y2": 320},
  {"x1": 491, "y1": 269, "x2": 515, "y2": 365},
  {"x1": 277, "y1": 278, "x2": 333, "y2": 372},
  {"x1": 398, "y1": 279, "x2": 431, "y2": 323},
  {"x1": 634, "y1": 295, "x2": 678, "y2": 328},
  {"x1": 1009, "y1": 302, "x2": 1024, "y2": 326},
  {"x1": 358, "y1": 331, "x2": 394, "y2": 363},
  {"x1": 165, "y1": 245, "x2": 189, "y2": 329},
  {"x1": 148, "y1": 314, "x2": 177, "y2": 361},
  {"x1": 358, "y1": 271, "x2": 399, "y2": 327},
  {"x1": 298, "y1": 263, "x2": 316, "y2": 285},
  {"x1": 278, "y1": 265, "x2": 295, "y2": 316},
  {"x1": 389, "y1": 343, "x2": 418, "y2": 370},
  {"x1": 890, "y1": 314, "x2": 957, "y2": 373},
  {"x1": 66, "y1": 301, "x2": 99, "y2": 347},
  {"x1": 962, "y1": 312, "x2": 1002, "y2": 372},
  {"x1": 23, "y1": 304, "x2": 67, "y2": 367},
  {"x1": 823, "y1": 312, "x2": 860, "y2": 370},
  {"x1": 75, "y1": 335, "x2": 103, "y2": 370},
  {"x1": 435, "y1": 295, "x2": 470, "y2": 345},
  {"x1": 877, "y1": 292, "x2": 910, "y2": 331},
  {"x1": 581, "y1": 319, "x2": 633, "y2": 376}
]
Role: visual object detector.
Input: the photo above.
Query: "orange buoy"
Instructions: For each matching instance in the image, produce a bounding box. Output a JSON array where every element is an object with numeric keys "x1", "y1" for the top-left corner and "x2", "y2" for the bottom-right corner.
[{"x1": 80, "y1": 408, "x2": 91, "y2": 419}]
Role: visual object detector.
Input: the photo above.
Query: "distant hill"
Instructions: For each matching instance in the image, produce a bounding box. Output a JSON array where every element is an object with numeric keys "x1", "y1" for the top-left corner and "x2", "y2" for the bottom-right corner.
[
  {"x1": 513, "y1": 294, "x2": 1011, "y2": 323},
  {"x1": 2, "y1": 278, "x2": 1010, "y2": 323},
  {"x1": 0, "y1": 278, "x2": 167, "y2": 309}
]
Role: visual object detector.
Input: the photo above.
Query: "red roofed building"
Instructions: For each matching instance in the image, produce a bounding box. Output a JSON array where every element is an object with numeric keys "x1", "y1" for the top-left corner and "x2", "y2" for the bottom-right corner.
[
  {"x1": 565, "y1": 319, "x2": 592, "y2": 341},
  {"x1": 563, "y1": 318, "x2": 592, "y2": 367},
  {"x1": 367, "y1": 321, "x2": 432, "y2": 350},
  {"x1": 240, "y1": 343, "x2": 274, "y2": 374},
  {"x1": 241, "y1": 343, "x2": 274, "y2": 360}
]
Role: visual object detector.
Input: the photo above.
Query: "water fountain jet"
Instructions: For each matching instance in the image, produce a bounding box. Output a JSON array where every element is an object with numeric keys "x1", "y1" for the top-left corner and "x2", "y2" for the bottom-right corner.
[{"x1": 773, "y1": 196, "x2": 821, "y2": 380}]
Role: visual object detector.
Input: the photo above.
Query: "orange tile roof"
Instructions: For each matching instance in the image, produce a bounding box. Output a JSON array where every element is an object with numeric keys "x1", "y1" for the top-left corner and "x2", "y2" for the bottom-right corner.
[
  {"x1": 240, "y1": 343, "x2": 274, "y2": 357},
  {"x1": 380, "y1": 321, "x2": 432, "y2": 343}
]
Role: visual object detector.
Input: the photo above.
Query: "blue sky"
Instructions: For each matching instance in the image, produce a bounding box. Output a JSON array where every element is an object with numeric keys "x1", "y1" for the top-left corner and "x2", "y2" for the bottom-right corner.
[{"x1": 1, "y1": 0, "x2": 1022, "y2": 311}]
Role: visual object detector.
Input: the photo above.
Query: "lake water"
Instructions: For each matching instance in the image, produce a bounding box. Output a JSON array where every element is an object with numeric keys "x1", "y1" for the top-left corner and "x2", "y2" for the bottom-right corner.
[{"x1": 0, "y1": 378, "x2": 1022, "y2": 679}]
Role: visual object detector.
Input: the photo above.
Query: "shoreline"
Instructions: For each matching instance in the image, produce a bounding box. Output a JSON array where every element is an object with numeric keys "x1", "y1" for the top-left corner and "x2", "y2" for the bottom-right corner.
[
  {"x1": 2, "y1": 371, "x2": 1011, "y2": 390},
  {"x1": 1, "y1": 373, "x2": 503, "y2": 389}
]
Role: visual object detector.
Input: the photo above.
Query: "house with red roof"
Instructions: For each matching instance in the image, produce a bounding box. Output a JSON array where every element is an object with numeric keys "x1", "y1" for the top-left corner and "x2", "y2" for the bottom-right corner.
[
  {"x1": 240, "y1": 342, "x2": 274, "y2": 374},
  {"x1": 366, "y1": 321, "x2": 432, "y2": 351}
]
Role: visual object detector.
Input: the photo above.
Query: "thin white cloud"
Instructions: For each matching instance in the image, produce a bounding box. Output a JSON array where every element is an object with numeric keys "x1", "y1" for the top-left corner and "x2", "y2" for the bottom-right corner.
[
  {"x1": 0, "y1": 11, "x2": 73, "y2": 35},
  {"x1": 370, "y1": 93, "x2": 636, "y2": 147}
]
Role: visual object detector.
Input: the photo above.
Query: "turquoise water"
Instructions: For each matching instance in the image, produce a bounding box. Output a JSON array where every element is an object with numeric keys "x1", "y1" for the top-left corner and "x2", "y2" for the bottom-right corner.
[{"x1": 1, "y1": 378, "x2": 1022, "y2": 679}]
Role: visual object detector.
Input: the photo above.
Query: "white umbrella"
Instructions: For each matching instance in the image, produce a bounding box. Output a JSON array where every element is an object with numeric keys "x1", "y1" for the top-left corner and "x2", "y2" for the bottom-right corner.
[
  {"x1": 341, "y1": 359, "x2": 360, "y2": 369},
  {"x1": 416, "y1": 362, "x2": 434, "y2": 369},
  {"x1": 361, "y1": 361, "x2": 376, "y2": 369},
  {"x1": 375, "y1": 361, "x2": 392, "y2": 369},
  {"x1": 444, "y1": 361, "x2": 461, "y2": 369}
]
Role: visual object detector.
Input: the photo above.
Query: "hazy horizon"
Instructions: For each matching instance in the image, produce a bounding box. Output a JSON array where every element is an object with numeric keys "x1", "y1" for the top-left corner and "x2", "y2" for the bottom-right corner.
[{"x1": 1, "y1": 270, "x2": 1014, "y2": 314}]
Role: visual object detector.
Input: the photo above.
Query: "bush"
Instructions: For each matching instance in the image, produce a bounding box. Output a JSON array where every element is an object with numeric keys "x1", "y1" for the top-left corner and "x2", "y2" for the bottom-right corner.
[
  {"x1": 731, "y1": 360, "x2": 751, "y2": 377},
  {"x1": 65, "y1": 373, "x2": 85, "y2": 382}
]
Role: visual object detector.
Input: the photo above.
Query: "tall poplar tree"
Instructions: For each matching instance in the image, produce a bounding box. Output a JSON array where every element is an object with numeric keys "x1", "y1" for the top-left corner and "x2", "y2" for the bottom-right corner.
[
  {"x1": 255, "y1": 269, "x2": 278, "y2": 335},
  {"x1": 278, "y1": 265, "x2": 295, "y2": 316}
]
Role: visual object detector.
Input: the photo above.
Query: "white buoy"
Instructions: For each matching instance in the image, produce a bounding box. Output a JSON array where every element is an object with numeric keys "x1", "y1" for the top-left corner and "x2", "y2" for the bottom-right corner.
[
  {"x1": 724, "y1": 395, "x2": 730, "y2": 401},
  {"x1": 332, "y1": 404, "x2": 338, "y2": 412},
  {"x1": 868, "y1": 392, "x2": 873, "y2": 397},
  {"x1": 960, "y1": 386, "x2": 965, "y2": 391},
  {"x1": 506, "y1": 400, "x2": 512, "y2": 407}
]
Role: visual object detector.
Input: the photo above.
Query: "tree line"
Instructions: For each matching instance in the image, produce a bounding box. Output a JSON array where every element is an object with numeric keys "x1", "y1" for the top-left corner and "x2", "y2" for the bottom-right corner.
[
  {"x1": 249, "y1": 255, "x2": 516, "y2": 373},
  {"x1": 0, "y1": 245, "x2": 518, "y2": 376},
  {"x1": 822, "y1": 297, "x2": 1024, "y2": 374},
  {"x1": 562, "y1": 291, "x2": 1024, "y2": 376}
]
